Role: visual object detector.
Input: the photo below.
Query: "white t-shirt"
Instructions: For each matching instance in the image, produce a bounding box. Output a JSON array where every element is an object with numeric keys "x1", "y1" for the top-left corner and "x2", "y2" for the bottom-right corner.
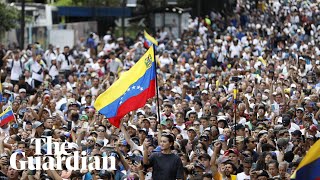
[
  {"x1": 66, "y1": 82, "x2": 77, "y2": 91},
  {"x1": 90, "y1": 87, "x2": 99, "y2": 97},
  {"x1": 31, "y1": 61, "x2": 44, "y2": 82},
  {"x1": 57, "y1": 53, "x2": 74, "y2": 70},
  {"x1": 229, "y1": 44, "x2": 242, "y2": 58},
  {"x1": 49, "y1": 65, "x2": 59, "y2": 78},
  {"x1": 288, "y1": 123, "x2": 300, "y2": 133},
  {"x1": 159, "y1": 57, "x2": 173, "y2": 68},
  {"x1": 237, "y1": 172, "x2": 251, "y2": 180},
  {"x1": 9, "y1": 59, "x2": 23, "y2": 81}
]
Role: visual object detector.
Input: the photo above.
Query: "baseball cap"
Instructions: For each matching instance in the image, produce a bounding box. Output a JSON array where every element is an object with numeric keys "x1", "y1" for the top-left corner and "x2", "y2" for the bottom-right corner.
[
  {"x1": 172, "y1": 126, "x2": 181, "y2": 133},
  {"x1": 224, "y1": 148, "x2": 239, "y2": 156},
  {"x1": 217, "y1": 156, "x2": 229, "y2": 164},
  {"x1": 80, "y1": 115, "x2": 88, "y2": 121},
  {"x1": 310, "y1": 124, "x2": 318, "y2": 132},
  {"x1": 201, "y1": 90, "x2": 208, "y2": 94},
  {"x1": 296, "y1": 107, "x2": 304, "y2": 112},
  {"x1": 235, "y1": 124, "x2": 245, "y2": 130},
  {"x1": 282, "y1": 116, "x2": 291, "y2": 126},
  {"x1": 128, "y1": 124, "x2": 138, "y2": 131},
  {"x1": 121, "y1": 140, "x2": 128, "y2": 146},
  {"x1": 66, "y1": 142, "x2": 79, "y2": 150},
  {"x1": 138, "y1": 128, "x2": 148, "y2": 134},
  {"x1": 217, "y1": 116, "x2": 227, "y2": 122},
  {"x1": 258, "y1": 130, "x2": 268, "y2": 137},
  {"x1": 3, "y1": 89, "x2": 11, "y2": 94},
  {"x1": 291, "y1": 84, "x2": 297, "y2": 88},
  {"x1": 291, "y1": 130, "x2": 302, "y2": 137},
  {"x1": 277, "y1": 138, "x2": 289, "y2": 147},
  {"x1": 19, "y1": 88, "x2": 26, "y2": 93},
  {"x1": 142, "y1": 118, "x2": 151, "y2": 123},
  {"x1": 32, "y1": 121, "x2": 43, "y2": 129},
  {"x1": 257, "y1": 170, "x2": 270, "y2": 178},
  {"x1": 187, "y1": 127, "x2": 196, "y2": 132},
  {"x1": 96, "y1": 140, "x2": 104, "y2": 147},
  {"x1": 199, "y1": 134, "x2": 209, "y2": 141}
]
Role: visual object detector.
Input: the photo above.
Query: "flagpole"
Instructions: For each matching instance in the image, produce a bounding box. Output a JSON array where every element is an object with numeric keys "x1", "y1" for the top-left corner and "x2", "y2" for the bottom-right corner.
[{"x1": 152, "y1": 45, "x2": 161, "y2": 128}]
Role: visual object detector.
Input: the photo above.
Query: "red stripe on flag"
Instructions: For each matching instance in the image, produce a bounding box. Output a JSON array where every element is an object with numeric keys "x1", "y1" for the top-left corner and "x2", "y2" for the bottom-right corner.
[
  {"x1": 0, "y1": 115, "x2": 15, "y2": 127},
  {"x1": 108, "y1": 79, "x2": 156, "y2": 127}
]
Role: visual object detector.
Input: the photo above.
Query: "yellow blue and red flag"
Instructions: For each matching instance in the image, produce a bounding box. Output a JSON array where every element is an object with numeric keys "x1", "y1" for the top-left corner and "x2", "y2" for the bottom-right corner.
[
  {"x1": 94, "y1": 46, "x2": 156, "y2": 128},
  {"x1": 0, "y1": 106, "x2": 15, "y2": 127},
  {"x1": 291, "y1": 139, "x2": 320, "y2": 179},
  {"x1": 144, "y1": 30, "x2": 158, "y2": 49}
]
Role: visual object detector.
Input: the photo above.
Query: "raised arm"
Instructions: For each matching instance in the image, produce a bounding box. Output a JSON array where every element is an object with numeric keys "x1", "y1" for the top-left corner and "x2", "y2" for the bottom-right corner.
[
  {"x1": 120, "y1": 123, "x2": 136, "y2": 148},
  {"x1": 210, "y1": 142, "x2": 222, "y2": 175},
  {"x1": 143, "y1": 140, "x2": 150, "y2": 165}
]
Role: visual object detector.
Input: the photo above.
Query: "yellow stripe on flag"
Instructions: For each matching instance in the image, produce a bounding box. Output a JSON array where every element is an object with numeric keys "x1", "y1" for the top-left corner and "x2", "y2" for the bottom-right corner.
[{"x1": 144, "y1": 30, "x2": 158, "y2": 46}]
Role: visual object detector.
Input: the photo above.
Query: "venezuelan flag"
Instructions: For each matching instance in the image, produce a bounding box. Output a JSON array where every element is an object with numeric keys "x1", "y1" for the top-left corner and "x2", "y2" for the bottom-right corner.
[
  {"x1": 94, "y1": 46, "x2": 156, "y2": 128},
  {"x1": 0, "y1": 107, "x2": 15, "y2": 127},
  {"x1": 291, "y1": 139, "x2": 320, "y2": 179},
  {"x1": 144, "y1": 30, "x2": 158, "y2": 49},
  {"x1": 144, "y1": 30, "x2": 158, "y2": 46}
]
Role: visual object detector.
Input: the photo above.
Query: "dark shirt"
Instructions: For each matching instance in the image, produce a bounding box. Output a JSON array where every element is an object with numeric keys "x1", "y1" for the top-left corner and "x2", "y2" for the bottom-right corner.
[
  {"x1": 148, "y1": 152, "x2": 184, "y2": 180},
  {"x1": 0, "y1": 171, "x2": 8, "y2": 180}
]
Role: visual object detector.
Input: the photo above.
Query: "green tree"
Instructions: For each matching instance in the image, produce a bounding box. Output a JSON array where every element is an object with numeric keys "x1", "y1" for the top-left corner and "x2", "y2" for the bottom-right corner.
[
  {"x1": 53, "y1": 0, "x2": 120, "y2": 7},
  {"x1": 0, "y1": 3, "x2": 19, "y2": 34}
]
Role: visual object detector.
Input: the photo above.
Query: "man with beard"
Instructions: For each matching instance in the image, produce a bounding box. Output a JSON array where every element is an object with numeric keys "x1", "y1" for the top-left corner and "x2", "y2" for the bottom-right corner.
[{"x1": 222, "y1": 161, "x2": 237, "y2": 180}]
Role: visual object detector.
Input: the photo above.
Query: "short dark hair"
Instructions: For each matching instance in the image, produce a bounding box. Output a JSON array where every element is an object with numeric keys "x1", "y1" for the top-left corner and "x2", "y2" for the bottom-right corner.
[
  {"x1": 17, "y1": 141, "x2": 26, "y2": 146},
  {"x1": 223, "y1": 161, "x2": 237, "y2": 174},
  {"x1": 98, "y1": 125, "x2": 106, "y2": 131}
]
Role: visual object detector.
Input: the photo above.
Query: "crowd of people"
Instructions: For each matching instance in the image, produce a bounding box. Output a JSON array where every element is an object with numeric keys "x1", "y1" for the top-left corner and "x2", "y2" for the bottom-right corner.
[{"x1": 0, "y1": 0, "x2": 319, "y2": 179}]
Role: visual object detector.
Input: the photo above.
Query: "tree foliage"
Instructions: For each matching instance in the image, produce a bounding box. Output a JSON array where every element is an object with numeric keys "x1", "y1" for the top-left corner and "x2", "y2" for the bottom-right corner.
[
  {"x1": 53, "y1": 0, "x2": 121, "y2": 7},
  {"x1": 0, "y1": 3, "x2": 19, "y2": 33}
]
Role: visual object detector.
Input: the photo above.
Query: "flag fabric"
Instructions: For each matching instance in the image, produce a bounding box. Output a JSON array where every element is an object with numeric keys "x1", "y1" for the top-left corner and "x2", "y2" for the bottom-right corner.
[
  {"x1": 94, "y1": 46, "x2": 156, "y2": 128},
  {"x1": 291, "y1": 139, "x2": 320, "y2": 179},
  {"x1": 143, "y1": 39, "x2": 153, "y2": 49},
  {"x1": 144, "y1": 30, "x2": 158, "y2": 47},
  {"x1": 0, "y1": 107, "x2": 15, "y2": 127}
]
